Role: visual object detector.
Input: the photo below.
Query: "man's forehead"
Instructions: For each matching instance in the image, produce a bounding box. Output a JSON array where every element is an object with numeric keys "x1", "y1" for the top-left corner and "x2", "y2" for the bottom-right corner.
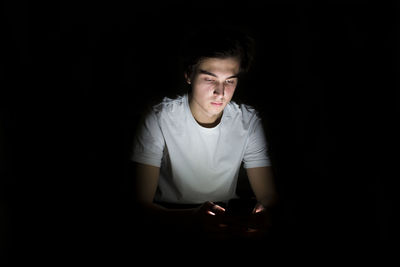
[
  {"x1": 196, "y1": 57, "x2": 240, "y2": 76},
  {"x1": 198, "y1": 69, "x2": 238, "y2": 79}
]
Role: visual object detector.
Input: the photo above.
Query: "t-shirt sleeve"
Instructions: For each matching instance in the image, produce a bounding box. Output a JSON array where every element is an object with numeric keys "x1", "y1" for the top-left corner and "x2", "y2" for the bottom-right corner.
[
  {"x1": 131, "y1": 110, "x2": 165, "y2": 167},
  {"x1": 242, "y1": 117, "x2": 271, "y2": 169}
]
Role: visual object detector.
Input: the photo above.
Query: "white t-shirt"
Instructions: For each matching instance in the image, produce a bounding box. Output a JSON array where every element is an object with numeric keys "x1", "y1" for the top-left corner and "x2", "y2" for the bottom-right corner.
[{"x1": 132, "y1": 94, "x2": 271, "y2": 204}]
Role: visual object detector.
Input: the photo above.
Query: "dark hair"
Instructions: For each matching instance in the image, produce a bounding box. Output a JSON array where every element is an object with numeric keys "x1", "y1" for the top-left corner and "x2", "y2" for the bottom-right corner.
[{"x1": 181, "y1": 27, "x2": 255, "y2": 78}]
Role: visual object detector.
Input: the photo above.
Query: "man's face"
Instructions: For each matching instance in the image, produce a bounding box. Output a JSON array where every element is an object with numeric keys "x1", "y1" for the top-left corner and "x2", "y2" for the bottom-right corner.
[{"x1": 187, "y1": 57, "x2": 240, "y2": 123}]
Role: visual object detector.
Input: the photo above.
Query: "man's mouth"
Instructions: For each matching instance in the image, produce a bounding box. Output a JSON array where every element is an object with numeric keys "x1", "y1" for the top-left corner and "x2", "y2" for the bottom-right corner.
[{"x1": 211, "y1": 102, "x2": 223, "y2": 106}]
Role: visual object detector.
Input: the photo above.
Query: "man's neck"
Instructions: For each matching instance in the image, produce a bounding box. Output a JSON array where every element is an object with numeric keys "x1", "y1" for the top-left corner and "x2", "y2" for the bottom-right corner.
[
  {"x1": 189, "y1": 95, "x2": 222, "y2": 128},
  {"x1": 194, "y1": 116, "x2": 222, "y2": 128}
]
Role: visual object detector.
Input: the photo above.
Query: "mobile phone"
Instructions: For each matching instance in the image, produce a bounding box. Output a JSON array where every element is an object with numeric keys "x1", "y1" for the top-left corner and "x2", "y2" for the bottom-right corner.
[{"x1": 225, "y1": 198, "x2": 256, "y2": 217}]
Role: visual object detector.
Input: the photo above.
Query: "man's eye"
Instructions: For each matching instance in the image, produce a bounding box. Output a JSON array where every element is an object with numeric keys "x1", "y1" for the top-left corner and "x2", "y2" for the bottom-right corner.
[
  {"x1": 226, "y1": 80, "x2": 235, "y2": 84},
  {"x1": 205, "y1": 78, "x2": 215, "y2": 82}
]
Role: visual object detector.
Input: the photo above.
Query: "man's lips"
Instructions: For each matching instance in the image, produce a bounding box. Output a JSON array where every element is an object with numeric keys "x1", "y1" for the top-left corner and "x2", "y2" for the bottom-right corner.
[{"x1": 211, "y1": 102, "x2": 223, "y2": 106}]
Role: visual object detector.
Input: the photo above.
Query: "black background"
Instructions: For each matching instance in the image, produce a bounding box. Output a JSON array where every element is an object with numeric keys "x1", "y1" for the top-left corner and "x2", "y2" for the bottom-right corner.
[{"x1": 1, "y1": 0, "x2": 398, "y2": 261}]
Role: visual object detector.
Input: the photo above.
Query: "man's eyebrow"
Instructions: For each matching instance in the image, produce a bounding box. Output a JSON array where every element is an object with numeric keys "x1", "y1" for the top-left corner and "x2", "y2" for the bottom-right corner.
[
  {"x1": 199, "y1": 69, "x2": 238, "y2": 79},
  {"x1": 199, "y1": 69, "x2": 217, "y2": 77}
]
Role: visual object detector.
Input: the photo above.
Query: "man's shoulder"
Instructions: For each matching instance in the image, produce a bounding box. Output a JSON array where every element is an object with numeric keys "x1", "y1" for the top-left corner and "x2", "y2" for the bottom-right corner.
[
  {"x1": 152, "y1": 94, "x2": 187, "y2": 115},
  {"x1": 227, "y1": 100, "x2": 260, "y2": 122},
  {"x1": 150, "y1": 95, "x2": 186, "y2": 120}
]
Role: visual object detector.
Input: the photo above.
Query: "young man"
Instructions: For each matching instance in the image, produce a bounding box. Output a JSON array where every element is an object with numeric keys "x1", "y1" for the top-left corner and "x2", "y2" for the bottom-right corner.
[{"x1": 131, "y1": 28, "x2": 277, "y2": 240}]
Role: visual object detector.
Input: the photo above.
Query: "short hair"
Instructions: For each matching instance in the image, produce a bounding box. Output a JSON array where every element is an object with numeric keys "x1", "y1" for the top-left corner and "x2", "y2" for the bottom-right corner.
[{"x1": 181, "y1": 27, "x2": 255, "y2": 78}]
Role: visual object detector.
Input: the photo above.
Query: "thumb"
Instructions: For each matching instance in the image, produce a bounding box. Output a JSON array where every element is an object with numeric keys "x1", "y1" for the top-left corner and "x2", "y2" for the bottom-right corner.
[
  {"x1": 252, "y1": 202, "x2": 265, "y2": 214},
  {"x1": 209, "y1": 202, "x2": 226, "y2": 215}
]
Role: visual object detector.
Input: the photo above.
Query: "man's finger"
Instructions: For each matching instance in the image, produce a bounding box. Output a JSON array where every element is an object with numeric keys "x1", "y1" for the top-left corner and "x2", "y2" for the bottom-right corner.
[
  {"x1": 210, "y1": 202, "x2": 225, "y2": 215},
  {"x1": 252, "y1": 202, "x2": 265, "y2": 214}
]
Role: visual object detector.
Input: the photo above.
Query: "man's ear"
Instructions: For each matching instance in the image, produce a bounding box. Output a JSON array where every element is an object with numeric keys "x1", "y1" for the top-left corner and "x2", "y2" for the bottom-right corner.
[{"x1": 184, "y1": 72, "x2": 191, "y2": 84}]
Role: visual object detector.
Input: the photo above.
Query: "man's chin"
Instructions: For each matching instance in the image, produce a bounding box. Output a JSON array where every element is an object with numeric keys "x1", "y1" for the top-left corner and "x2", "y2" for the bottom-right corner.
[
  {"x1": 208, "y1": 107, "x2": 223, "y2": 115},
  {"x1": 208, "y1": 111, "x2": 224, "y2": 120}
]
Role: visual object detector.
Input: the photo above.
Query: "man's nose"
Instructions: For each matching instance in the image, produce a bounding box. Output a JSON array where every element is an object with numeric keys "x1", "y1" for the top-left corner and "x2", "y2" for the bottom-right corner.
[{"x1": 214, "y1": 83, "x2": 225, "y2": 96}]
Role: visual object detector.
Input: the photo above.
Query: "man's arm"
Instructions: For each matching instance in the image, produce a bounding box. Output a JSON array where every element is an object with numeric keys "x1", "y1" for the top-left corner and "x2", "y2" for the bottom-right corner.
[
  {"x1": 134, "y1": 162, "x2": 160, "y2": 204},
  {"x1": 133, "y1": 162, "x2": 225, "y2": 231},
  {"x1": 246, "y1": 166, "x2": 278, "y2": 209},
  {"x1": 245, "y1": 166, "x2": 278, "y2": 234},
  {"x1": 133, "y1": 162, "x2": 195, "y2": 230}
]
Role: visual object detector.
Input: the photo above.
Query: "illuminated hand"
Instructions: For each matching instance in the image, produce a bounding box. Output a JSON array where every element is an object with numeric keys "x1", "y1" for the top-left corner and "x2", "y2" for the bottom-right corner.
[
  {"x1": 252, "y1": 202, "x2": 266, "y2": 214},
  {"x1": 193, "y1": 201, "x2": 226, "y2": 233},
  {"x1": 246, "y1": 202, "x2": 272, "y2": 237}
]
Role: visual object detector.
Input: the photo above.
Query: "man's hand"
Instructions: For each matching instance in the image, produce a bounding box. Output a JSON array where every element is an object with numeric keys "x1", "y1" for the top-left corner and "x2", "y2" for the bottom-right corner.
[
  {"x1": 191, "y1": 201, "x2": 273, "y2": 240},
  {"x1": 221, "y1": 201, "x2": 272, "y2": 239},
  {"x1": 192, "y1": 201, "x2": 226, "y2": 234},
  {"x1": 245, "y1": 202, "x2": 273, "y2": 237}
]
